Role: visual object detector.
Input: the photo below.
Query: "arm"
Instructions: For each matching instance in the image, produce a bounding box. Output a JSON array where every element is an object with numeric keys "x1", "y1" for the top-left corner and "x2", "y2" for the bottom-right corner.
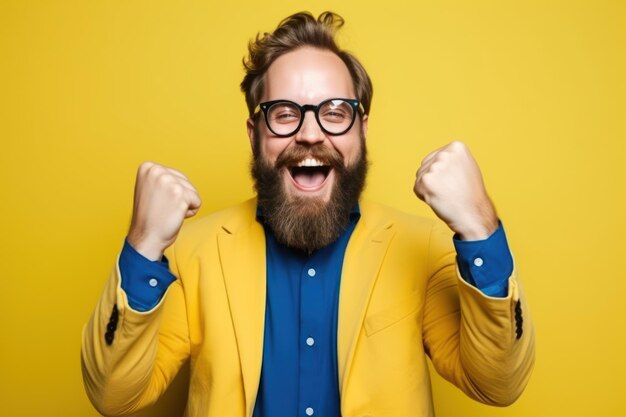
[
  {"x1": 415, "y1": 141, "x2": 535, "y2": 404},
  {"x1": 81, "y1": 246, "x2": 189, "y2": 415},
  {"x1": 422, "y1": 221, "x2": 534, "y2": 405},
  {"x1": 81, "y1": 162, "x2": 201, "y2": 415}
]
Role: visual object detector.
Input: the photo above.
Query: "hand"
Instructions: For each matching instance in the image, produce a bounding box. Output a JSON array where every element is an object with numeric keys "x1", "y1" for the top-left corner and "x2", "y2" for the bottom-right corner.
[
  {"x1": 127, "y1": 162, "x2": 202, "y2": 260},
  {"x1": 414, "y1": 141, "x2": 498, "y2": 240}
]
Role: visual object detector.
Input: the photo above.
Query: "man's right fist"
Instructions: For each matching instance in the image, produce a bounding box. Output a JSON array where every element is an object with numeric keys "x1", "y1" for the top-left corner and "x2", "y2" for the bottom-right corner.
[{"x1": 127, "y1": 162, "x2": 202, "y2": 261}]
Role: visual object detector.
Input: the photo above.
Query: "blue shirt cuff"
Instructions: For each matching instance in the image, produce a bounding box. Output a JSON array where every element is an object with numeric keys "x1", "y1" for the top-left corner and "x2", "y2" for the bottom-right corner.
[
  {"x1": 453, "y1": 222, "x2": 513, "y2": 298},
  {"x1": 119, "y1": 239, "x2": 177, "y2": 311}
]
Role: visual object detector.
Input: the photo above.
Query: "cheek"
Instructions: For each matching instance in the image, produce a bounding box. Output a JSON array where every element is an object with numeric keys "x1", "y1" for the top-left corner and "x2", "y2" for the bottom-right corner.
[
  {"x1": 261, "y1": 138, "x2": 290, "y2": 164},
  {"x1": 332, "y1": 138, "x2": 362, "y2": 165}
]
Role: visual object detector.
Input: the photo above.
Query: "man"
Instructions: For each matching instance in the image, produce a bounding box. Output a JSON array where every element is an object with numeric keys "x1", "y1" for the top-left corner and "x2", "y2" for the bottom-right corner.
[{"x1": 82, "y1": 11, "x2": 534, "y2": 417}]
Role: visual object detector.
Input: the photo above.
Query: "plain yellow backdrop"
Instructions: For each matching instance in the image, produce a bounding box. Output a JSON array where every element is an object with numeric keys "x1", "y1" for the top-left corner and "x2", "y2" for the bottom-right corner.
[{"x1": 1, "y1": 0, "x2": 625, "y2": 416}]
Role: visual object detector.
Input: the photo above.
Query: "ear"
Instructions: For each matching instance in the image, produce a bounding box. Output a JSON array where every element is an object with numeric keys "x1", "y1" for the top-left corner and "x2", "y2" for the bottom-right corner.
[
  {"x1": 361, "y1": 114, "x2": 369, "y2": 139},
  {"x1": 246, "y1": 118, "x2": 255, "y2": 151}
]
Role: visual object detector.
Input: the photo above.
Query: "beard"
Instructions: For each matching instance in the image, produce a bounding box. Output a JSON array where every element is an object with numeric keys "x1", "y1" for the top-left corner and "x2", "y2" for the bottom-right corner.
[{"x1": 251, "y1": 134, "x2": 368, "y2": 253}]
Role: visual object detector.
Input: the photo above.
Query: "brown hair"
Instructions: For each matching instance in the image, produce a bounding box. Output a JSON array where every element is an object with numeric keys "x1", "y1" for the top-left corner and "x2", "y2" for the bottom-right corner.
[{"x1": 240, "y1": 11, "x2": 373, "y2": 118}]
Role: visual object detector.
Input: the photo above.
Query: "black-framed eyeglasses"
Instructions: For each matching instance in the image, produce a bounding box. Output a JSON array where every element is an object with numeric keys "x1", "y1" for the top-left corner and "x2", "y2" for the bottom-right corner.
[{"x1": 255, "y1": 98, "x2": 362, "y2": 137}]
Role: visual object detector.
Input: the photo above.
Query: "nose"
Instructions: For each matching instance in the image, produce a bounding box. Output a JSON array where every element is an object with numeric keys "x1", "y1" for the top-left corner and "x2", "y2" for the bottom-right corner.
[{"x1": 295, "y1": 110, "x2": 325, "y2": 145}]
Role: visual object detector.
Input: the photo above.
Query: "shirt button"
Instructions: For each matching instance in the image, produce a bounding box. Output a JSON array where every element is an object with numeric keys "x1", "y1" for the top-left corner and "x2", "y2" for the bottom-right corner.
[
  {"x1": 307, "y1": 268, "x2": 316, "y2": 277},
  {"x1": 148, "y1": 278, "x2": 158, "y2": 287},
  {"x1": 473, "y1": 257, "x2": 484, "y2": 267},
  {"x1": 305, "y1": 407, "x2": 314, "y2": 416},
  {"x1": 306, "y1": 337, "x2": 315, "y2": 346}
]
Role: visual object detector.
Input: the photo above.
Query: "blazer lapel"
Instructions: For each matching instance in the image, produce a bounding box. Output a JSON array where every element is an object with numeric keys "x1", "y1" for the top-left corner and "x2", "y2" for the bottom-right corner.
[
  {"x1": 337, "y1": 202, "x2": 395, "y2": 395},
  {"x1": 215, "y1": 199, "x2": 395, "y2": 411},
  {"x1": 217, "y1": 202, "x2": 266, "y2": 416}
]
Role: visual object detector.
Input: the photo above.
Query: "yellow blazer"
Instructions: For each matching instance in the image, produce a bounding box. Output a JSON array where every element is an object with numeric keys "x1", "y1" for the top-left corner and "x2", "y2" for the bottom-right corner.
[{"x1": 82, "y1": 199, "x2": 534, "y2": 417}]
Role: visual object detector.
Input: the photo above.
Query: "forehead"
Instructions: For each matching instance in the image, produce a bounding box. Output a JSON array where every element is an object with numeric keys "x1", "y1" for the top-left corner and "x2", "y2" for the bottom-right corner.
[{"x1": 263, "y1": 47, "x2": 355, "y2": 103}]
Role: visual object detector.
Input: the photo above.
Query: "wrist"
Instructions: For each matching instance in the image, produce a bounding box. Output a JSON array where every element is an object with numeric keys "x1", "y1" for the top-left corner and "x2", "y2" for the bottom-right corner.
[
  {"x1": 454, "y1": 195, "x2": 499, "y2": 240},
  {"x1": 457, "y1": 226, "x2": 496, "y2": 241},
  {"x1": 127, "y1": 230, "x2": 166, "y2": 261},
  {"x1": 454, "y1": 202, "x2": 498, "y2": 240},
  {"x1": 455, "y1": 216, "x2": 499, "y2": 240}
]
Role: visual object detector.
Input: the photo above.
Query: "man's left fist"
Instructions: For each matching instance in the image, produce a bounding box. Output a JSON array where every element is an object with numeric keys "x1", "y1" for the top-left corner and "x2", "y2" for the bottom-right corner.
[{"x1": 414, "y1": 141, "x2": 499, "y2": 240}]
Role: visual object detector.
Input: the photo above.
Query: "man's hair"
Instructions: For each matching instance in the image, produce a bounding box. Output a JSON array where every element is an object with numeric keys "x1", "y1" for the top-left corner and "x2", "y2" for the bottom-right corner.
[{"x1": 240, "y1": 11, "x2": 373, "y2": 118}]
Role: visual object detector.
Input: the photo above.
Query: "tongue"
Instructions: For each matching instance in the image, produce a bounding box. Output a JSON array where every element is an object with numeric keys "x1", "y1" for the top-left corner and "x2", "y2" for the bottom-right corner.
[{"x1": 293, "y1": 170, "x2": 326, "y2": 188}]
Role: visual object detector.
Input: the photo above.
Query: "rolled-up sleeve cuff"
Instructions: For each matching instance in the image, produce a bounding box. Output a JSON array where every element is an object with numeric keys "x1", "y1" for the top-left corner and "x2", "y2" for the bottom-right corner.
[
  {"x1": 453, "y1": 222, "x2": 513, "y2": 298},
  {"x1": 118, "y1": 239, "x2": 177, "y2": 311}
]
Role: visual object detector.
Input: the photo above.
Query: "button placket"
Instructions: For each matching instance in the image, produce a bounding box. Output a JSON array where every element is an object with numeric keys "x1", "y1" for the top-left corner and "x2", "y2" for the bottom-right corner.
[{"x1": 300, "y1": 261, "x2": 322, "y2": 416}]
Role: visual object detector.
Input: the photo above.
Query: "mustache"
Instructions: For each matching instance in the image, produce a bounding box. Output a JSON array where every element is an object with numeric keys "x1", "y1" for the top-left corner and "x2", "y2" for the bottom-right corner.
[{"x1": 274, "y1": 143, "x2": 345, "y2": 170}]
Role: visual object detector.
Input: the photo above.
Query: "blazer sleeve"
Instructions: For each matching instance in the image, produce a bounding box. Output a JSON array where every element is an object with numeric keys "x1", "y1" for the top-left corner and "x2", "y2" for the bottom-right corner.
[
  {"x1": 81, "y1": 244, "x2": 190, "y2": 416},
  {"x1": 421, "y1": 221, "x2": 535, "y2": 406}
]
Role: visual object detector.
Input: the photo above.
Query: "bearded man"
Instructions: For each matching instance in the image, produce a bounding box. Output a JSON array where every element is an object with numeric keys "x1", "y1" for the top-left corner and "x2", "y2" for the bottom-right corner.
[{"x1": 82, "y1": 11, "x2": 534, "y2": 417}]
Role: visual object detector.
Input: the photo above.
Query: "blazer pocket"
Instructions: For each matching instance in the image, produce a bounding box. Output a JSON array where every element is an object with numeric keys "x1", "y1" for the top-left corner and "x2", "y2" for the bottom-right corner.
[{"x1": 364, "y1": 289, "x2": 422, "y2": 337}]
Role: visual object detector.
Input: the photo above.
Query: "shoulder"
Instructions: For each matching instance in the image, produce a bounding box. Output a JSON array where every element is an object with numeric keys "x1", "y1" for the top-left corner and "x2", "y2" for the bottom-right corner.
[
  {"x1": 186, "y1": 198, "x2": 256, "y2": 228},
  {"x1": 172, "y1": 198, "x2": 258, "y2": 249},
  {"x1": 359, "y1": 199, "x2": 453, "y2": 250},
  {"x1": 357, "y1": 200, "x2": 454, "y2": 272},
  {"x1": 359, "y1": 199, "x2": 439, "y2": 233}
]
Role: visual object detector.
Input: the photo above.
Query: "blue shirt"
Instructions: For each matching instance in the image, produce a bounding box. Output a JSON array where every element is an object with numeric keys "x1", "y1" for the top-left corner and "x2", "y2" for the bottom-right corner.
[
  {"x1": 118, "y1": 209, "x2": 513, "y2": 416},
  {"x1": 252, "y1": 209, "x2": 360, "y2": 417}
]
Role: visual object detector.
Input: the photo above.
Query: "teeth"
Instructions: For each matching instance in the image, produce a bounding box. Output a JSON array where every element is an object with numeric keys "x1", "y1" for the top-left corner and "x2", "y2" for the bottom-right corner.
[{"x1": 297, "y1": 158, "x2": 324, "y2": 167}]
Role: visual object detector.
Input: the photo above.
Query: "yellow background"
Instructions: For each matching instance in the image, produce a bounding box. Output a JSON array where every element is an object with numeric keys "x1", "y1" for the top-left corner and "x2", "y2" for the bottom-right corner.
[{"x1": 1, "y1": 0, "x2": 625, "y2": 416}]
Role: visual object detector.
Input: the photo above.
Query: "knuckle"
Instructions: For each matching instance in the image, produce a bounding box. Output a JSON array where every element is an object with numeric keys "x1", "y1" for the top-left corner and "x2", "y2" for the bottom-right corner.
[
  {"x1": 169, "y1": 183, "x2": 184, "y2": 198},
  {"x1": 155, "y1": 170, "x2": 174, "y2": 186},
  {"x1": 429, "y1": 161, "x2": 442, "y2": 172},
  {"x1": 138, "y1": 161, "x2": 155, "y2": 175},
  {"x1": 450, "y1": 140, "x2": 467, "y2": 152},
  {"x1": 147, "y1": 166, "x2": 171, "y2": 184},
  {"x1": 421, "y1": 172, "x2": 435, "y2": 187},
  {"x1": 436, "y1": 151, "x2": 449, "y2": 162}
]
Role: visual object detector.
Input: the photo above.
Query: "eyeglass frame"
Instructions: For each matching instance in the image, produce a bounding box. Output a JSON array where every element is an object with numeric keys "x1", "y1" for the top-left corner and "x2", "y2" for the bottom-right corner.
[{"x1": 254, "y1": 98, "x2": 363, "y2": 138}]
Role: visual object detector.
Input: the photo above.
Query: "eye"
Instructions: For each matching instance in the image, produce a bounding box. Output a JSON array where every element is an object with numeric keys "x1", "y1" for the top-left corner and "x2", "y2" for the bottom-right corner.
[
  {"x1": 320, "y1": 102, "x2": 352, "y2": 123},
  {"x1": 270, "y1": 104, "x2": 300, "y2": 123},
  {"x1": 323, "y1": 110, "x2": 347, "y2": 120}
]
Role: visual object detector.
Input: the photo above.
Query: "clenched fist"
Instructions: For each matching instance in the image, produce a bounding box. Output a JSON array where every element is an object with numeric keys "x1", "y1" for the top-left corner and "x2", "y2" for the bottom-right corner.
[
  {"x1": 414, "y1": 141, "x2": 498, "y2": 241},
  {"x1": 127, "y1": 162, "x2": 202, "y2": 260}
]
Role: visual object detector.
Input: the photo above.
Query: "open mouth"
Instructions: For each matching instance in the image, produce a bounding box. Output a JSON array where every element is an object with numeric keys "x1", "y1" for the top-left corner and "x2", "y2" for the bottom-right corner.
[{"x1": 288, "y1": 158, "x2": 332, "y2": 190}]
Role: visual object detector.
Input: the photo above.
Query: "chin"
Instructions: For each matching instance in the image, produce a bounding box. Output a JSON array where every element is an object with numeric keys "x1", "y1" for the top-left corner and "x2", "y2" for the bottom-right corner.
[{"x1": 251, "y1": 139, "x2": 368, "y2": 252}]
